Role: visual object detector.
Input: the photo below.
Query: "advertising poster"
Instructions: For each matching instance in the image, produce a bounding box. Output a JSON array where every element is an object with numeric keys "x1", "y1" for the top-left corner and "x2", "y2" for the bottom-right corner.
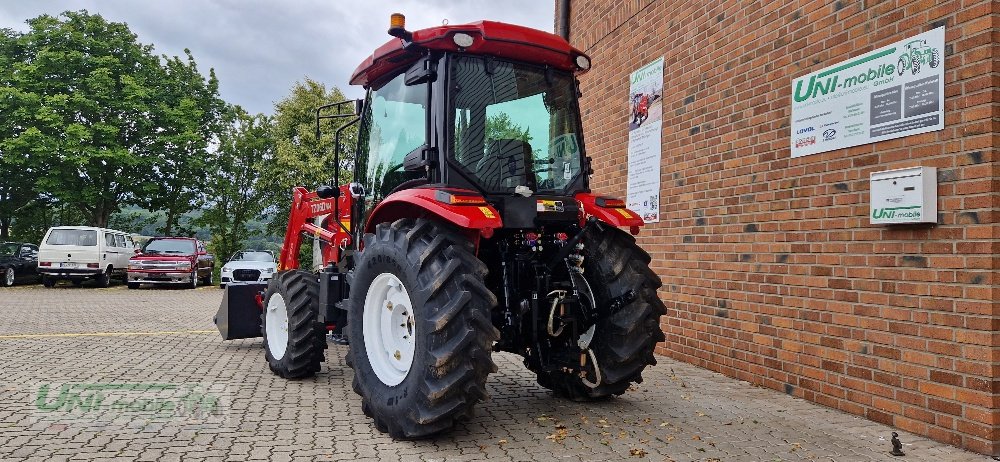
[
  {"x1": 790, "y1": 27, "x2": 945, "y2": 158},
  {"x1": 626, "y1": 57, "x2": 663, "y2": 223}
]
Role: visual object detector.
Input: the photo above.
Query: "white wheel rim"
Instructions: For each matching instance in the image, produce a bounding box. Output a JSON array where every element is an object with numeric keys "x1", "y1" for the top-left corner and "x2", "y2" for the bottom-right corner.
[
  {"x1": 363, "y1": 272, "x2": 416, "y2": 386},
  {"x1": 266, "y1": 293, "x2": 290, "y2": 360},
  {"x1": 5, "y1": 268, "x2": 12, "y2": 286}
]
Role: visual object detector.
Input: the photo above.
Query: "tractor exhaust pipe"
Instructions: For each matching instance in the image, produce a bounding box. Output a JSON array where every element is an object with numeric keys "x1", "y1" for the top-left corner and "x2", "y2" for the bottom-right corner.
[{"x1": 557, "y1": 0, "x2": 571, "y2": 40}]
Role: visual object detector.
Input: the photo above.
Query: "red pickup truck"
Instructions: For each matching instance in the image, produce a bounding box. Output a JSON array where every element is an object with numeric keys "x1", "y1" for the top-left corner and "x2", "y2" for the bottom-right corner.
[{"x1": 127, "y1": 237, "x2": 215, "y2": 289}]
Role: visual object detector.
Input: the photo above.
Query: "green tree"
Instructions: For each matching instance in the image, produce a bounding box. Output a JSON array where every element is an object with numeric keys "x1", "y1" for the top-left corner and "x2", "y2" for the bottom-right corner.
[
  {"x1": 197, "y1": 106, "x2": 274, "y2": 264},
  {"x1": 0, "y1": 27, "x2": 41, "y2": 239},
  {"x1": 263, "y1": 78, "x2": 356, "y2": 235},
  {"x1": 140, "y1": 50, "x2": 225, "y2": 235},
  {"x1": 485, "y1": 112, "x2": 532, "y2": 144},
  {"x1": 4, "y1": 11, "x2": 165, "y2": 227}
]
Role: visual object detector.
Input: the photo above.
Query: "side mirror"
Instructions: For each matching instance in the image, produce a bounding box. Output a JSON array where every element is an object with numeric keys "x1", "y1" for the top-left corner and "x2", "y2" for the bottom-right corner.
[
  {"x1": 316, "y1": 185, "x2": 339, "y2": 199},
  {"x1": 404, "y1": 57, "x2": 437, "y2": 86},
  {"x1": 354, "y1": 99, "x2": 364, "y2": 116},
  {"x1": 403, "y1": 144, "x2": 437, "y2": 171}
]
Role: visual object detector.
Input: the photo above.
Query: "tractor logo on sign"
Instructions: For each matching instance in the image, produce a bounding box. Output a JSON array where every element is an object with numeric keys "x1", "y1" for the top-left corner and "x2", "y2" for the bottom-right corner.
[
  {"x1": 897, "y1": 39, "x2": 941, "y2": 76},
  {"x1": 795, "y1": 136, "x2": 816, "y2": 148}
]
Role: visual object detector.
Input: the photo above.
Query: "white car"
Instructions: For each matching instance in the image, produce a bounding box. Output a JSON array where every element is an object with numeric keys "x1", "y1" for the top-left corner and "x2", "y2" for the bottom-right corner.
[
  {"x1": 220, "y1": 250, "x2": 277, "y2": 288},
  {"x1": 37, "y1": 226, "x2": 135, "y2": 287}
]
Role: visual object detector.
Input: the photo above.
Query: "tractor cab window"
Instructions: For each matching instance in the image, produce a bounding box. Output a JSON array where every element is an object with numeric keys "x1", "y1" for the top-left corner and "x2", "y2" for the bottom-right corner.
[
  {"x1": 357, "y1": 72, "x2": 427, "y2": 203},
  {"x1": 451, "y1": 55, "x2": 584, "y2": 194}
]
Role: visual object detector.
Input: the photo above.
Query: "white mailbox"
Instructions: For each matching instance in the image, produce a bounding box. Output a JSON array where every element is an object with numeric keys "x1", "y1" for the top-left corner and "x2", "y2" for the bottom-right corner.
[{"x1": 869, "y1": 166, "x2": 937, "y2": 225}]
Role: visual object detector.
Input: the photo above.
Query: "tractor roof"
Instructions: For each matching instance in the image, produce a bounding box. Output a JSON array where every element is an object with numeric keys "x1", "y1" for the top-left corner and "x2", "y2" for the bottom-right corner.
[{"x1": 349, "y1": 20, "x2": 590, "y2": 88}]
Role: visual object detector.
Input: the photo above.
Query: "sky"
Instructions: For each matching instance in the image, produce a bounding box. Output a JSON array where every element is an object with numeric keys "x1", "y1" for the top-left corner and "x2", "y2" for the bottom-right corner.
[{"x1": 0, "y1": 1, "x2": 556, "y2": 115}]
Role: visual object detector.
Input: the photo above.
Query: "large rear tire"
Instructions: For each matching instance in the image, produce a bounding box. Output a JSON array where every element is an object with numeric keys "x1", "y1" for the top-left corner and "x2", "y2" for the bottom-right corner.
[
  {"x1": 2, "y1": 267, "x2": 14, "y2": 287},
  {"x1": 347, "y1": 218, "x2": 499, "y2": 439},
  {"x1": 534, "y1": 226, "x2": 666, "y2": 400},
  {"x1": 262, "y1": 270, "x2": 326, "y2": 379}
]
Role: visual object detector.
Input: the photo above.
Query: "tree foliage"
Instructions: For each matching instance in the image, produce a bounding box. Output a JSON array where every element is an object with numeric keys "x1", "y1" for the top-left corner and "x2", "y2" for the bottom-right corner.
[
  {"x1": 141, "y1": 50, "x2": 225, "y2": 235},
  {"x1": 0, "y1": 10, "x2": 221, "y2": 239},
  {"x1": 196, "y1": 106, "x2": 274, "y2": 262},
  {"x1": 263, "y1": 78, "x2": 356, "y2": 235}
]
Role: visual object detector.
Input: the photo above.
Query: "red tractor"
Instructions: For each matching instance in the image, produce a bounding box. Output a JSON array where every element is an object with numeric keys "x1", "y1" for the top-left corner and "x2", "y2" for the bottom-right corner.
[{"x1": 216, "y1": 14, "x2": 665, "y2": 439}]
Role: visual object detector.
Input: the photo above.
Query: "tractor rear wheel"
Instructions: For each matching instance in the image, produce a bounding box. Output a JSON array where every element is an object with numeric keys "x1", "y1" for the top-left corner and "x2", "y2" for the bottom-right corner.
[
  {"x1": 262, "y1": 270, "x2": 326, "y2": 379},
  {"x1": 347, "y1": 218, "x2": 499, "y2": 439},
  {"x1": 534, "y1": 227, "x2": 666, "y2": 400}
]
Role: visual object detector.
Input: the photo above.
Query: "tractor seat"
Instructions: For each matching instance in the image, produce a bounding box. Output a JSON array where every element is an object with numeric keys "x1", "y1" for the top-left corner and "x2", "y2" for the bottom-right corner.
[{"x1": 475, "y1": 139, "x2": 533, "y2": 191}]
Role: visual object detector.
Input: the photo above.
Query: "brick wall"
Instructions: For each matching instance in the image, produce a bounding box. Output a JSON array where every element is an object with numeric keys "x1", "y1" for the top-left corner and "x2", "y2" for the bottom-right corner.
[{"x1": 564, "y1": 0, "x2": 999, "y2": 454}]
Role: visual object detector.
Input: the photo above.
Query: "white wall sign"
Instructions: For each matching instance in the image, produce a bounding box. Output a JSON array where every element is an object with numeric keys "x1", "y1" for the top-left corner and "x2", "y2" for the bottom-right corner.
[
  {"x1": 790, "y1": 27, "x2": 945, "y2": 158},
  {"x1": 626, "y1": 57, "x2": 663, "y2": 223}
]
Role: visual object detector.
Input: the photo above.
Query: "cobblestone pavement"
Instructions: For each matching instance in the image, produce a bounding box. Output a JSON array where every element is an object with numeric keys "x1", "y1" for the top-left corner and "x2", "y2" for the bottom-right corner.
[{"x1": 0, "y1": 284, "x2": 986, "y2": 461}]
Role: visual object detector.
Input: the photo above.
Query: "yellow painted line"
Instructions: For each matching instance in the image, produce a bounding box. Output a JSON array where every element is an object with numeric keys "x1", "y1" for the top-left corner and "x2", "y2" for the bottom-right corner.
[{"x1": 0, "y1": 330, "x2": 217, "y2": 339}]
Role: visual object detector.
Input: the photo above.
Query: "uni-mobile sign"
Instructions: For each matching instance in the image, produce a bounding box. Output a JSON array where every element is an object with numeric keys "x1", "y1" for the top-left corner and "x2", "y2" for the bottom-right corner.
[{"x1": 790, "y1": 27, "x2": 945, "y2": 158}]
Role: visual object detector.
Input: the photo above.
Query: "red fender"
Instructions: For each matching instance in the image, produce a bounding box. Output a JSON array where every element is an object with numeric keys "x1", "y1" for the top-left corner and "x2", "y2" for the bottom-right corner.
[
  {"x1": 574, "y1": 192, "x2": 644, "y2": 234},
  {"x1": 365, "y1": 188, "x2": 502, "y2": 243}
]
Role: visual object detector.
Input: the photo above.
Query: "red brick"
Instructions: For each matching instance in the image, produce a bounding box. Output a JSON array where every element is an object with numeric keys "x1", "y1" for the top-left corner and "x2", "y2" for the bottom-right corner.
[{"x1": 569, "y1": 0, "x2": 1000, "y2": 455}]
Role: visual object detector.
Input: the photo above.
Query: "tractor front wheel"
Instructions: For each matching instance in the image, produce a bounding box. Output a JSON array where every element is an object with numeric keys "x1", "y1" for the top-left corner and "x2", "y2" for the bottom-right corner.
[
  {"x1": 347, "y1": 218, "x2": 499, "y2": 439},
  {"x1": 534, "y1": 226, "x2": 666, "y2": 400},
  {"x1": 262, "y1": 270, "x2": 326, "y2": 379}
]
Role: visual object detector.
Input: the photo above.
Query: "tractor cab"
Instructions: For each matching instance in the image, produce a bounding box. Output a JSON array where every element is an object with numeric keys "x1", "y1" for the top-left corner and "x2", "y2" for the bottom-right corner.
[{"x1": 347, "y1": 17, "x2": 598, "y2": 234}]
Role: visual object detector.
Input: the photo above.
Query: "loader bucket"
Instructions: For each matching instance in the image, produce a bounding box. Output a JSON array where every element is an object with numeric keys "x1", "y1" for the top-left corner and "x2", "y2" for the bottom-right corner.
[{"x1": 214, "y1": 282, "x2": 268, "y2": 340}]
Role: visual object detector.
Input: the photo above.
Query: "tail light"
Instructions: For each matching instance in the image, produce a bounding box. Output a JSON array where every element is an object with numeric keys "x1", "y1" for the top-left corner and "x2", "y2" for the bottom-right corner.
[
  {"x1": 39, "y1": 262, "x2": 51, "y2": 267},
  {"x1": 595, "y1": 197, "x2": 626, "y2": 208},
  {"x1": 87, "y1": 263, "x2": 99, "y2": 268},
  {"x1": 435, "y1": 190, "x2": 487, "y2": 205}
]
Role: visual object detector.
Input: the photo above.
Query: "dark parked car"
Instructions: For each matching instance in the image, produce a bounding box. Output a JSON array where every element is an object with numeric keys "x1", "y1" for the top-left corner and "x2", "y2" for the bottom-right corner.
[{"x1": 0, "y1": 242, "x2": 40, "y2": 287}]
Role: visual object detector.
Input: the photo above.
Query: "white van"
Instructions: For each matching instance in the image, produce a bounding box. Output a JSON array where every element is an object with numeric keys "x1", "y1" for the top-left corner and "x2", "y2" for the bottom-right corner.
[{"x1": 38, "y1": 226, "x2": 135, "y2": 287}]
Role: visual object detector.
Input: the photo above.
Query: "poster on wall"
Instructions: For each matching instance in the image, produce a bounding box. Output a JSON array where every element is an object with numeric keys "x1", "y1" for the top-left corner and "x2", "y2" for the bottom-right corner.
[
  {"x1": 790, "y1": 26, "x2": 945, "y2": 158},
  {"x1": 626, "y1": 57, "x2": 663, "y2": 223}
]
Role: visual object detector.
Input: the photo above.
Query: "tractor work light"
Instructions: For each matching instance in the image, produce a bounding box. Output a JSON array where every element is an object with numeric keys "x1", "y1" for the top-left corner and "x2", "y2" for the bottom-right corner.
[
  {"x1": 575, "y1": 55, "x2": 591, "y2": 70},
  {"x1": 390, "y1": 13, "x2": 405, "y2": 29},
  {"x1": 388, "y1": 13, "x2": 412, "y2": 41},
  {"x1": 435, "y1": 190, "x2": 487, "y2": 205},
  {"x1": 453, "y1": 33, "x2": 475, "y2": 48}
]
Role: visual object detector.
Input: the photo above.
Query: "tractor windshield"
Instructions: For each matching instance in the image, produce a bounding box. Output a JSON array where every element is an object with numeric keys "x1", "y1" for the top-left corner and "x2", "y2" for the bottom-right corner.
[{"x1": 450, "y1": 55, "x2": 585, "y2": 194}]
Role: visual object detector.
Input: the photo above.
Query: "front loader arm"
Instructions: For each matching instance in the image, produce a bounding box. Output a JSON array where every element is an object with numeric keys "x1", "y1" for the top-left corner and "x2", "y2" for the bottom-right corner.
[{"x1": 279, "y1": 186, "x2": 353, "y2": 271}]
